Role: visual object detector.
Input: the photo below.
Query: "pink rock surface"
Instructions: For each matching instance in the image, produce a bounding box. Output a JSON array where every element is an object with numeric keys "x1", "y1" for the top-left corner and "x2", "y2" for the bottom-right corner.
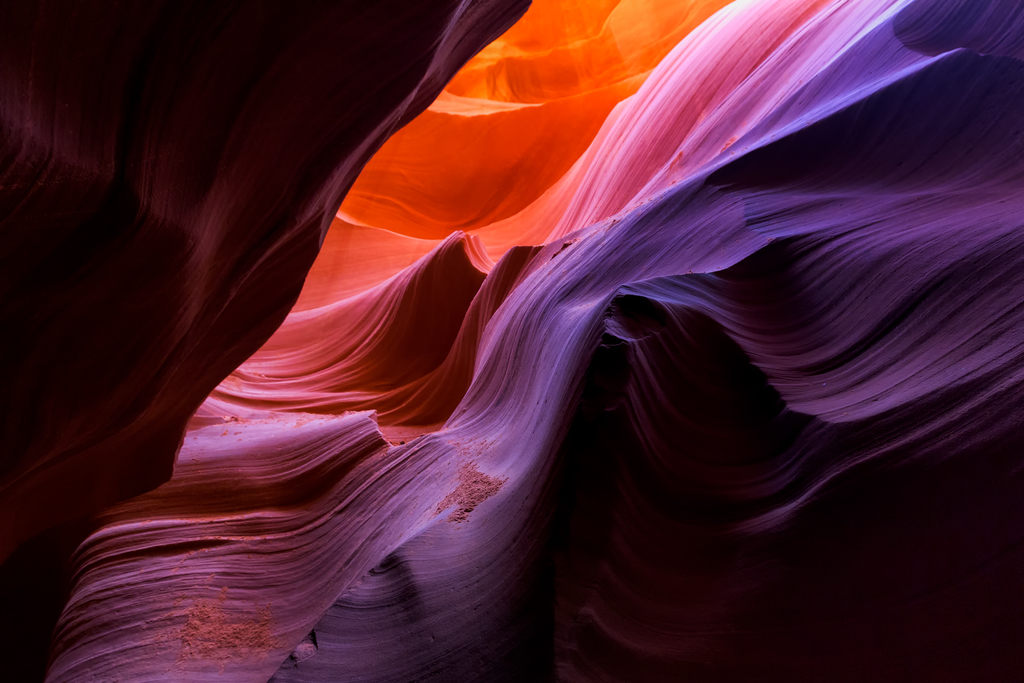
[
  {"x1": 47, "y1": 410, "x2": 475, "y2": 682},
  {"x1": 5, "y1": 0, "x2": 1024, "y2": 681}
]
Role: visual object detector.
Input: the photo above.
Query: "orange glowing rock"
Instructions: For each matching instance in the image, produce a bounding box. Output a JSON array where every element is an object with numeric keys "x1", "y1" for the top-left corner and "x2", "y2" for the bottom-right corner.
[{"x1": 334, "y1": 0, "x2": 734, "y2": 241}]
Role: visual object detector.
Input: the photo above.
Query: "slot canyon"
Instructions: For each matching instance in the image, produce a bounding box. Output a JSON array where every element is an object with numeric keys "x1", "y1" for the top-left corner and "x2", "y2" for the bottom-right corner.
[{"x1": 2, "y1": 0, "x2": 1024, "y2": 680}]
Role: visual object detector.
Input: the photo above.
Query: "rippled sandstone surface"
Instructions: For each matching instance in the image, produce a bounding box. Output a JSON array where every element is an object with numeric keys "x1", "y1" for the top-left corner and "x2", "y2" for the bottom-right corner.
[{"x1": 4, "y1": 0, "x2": 1024, "y2": 681}]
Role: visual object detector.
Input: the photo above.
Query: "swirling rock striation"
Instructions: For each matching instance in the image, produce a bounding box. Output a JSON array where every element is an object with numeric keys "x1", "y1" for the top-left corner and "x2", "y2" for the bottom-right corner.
[
  {"x1": 12, "y1": 0, "x2": 1024, "y2": 681},
  {"x1": 0, "y1": 0, "x2": 528, "y2": 564},
  {"x1": 0, "y1": 0, "x2": 528, "y2": 679},
  {"x1": 260, "y1": 0, "x2": 1024, "y2": 680}
]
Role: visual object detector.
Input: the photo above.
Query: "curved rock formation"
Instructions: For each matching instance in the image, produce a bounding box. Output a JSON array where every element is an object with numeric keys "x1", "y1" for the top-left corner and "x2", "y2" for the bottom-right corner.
[
  {"x1": 215, "y1": 233, "x2": 491, "y2": 416},
  {"x1": 0, "y1": 0, "x2": 528, "y2": 564},
  {"x1": 0, "y1": 0, "x2": 528, "y2": 679},
  {"x1": 8, "y1": 0, "x2": 1024, "y2": 680},
  {"x1": 339, "y1": 0, "x2": 735, "y2": 239},
  {"x1": 259, "y1": 0, "x2": 1024, "y2": 679}
]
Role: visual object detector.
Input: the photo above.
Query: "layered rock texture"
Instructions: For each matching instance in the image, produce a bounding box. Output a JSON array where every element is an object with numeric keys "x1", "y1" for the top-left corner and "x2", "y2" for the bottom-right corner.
[
  {"x1": 0, "y1": 0, "x2": 529, "y2": 678},
  {"x1": 4, "y1": 0, "x2": 1024, "y2": 681}
]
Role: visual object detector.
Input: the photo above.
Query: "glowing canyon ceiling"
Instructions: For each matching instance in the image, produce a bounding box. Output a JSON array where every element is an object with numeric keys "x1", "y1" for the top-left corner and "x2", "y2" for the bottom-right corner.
[{"x1": 2, "y1": 0, "x2": 1024, "y2": 681}]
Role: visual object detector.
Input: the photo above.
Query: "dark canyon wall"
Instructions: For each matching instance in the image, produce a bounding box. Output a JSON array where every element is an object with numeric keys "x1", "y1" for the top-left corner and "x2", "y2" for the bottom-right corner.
[{"x1": 0, "y1": 1, "x2": 528, "y2": 680}]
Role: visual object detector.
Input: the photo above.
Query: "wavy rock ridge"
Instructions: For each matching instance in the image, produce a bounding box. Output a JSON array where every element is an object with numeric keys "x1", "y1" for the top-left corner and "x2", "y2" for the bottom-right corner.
[
  {"x1": 4, "y1": 0, "x2": 1024, "y2": 681},
  {"x1": 0, "y1": 0, "x2": 528, "y2": 679}
]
